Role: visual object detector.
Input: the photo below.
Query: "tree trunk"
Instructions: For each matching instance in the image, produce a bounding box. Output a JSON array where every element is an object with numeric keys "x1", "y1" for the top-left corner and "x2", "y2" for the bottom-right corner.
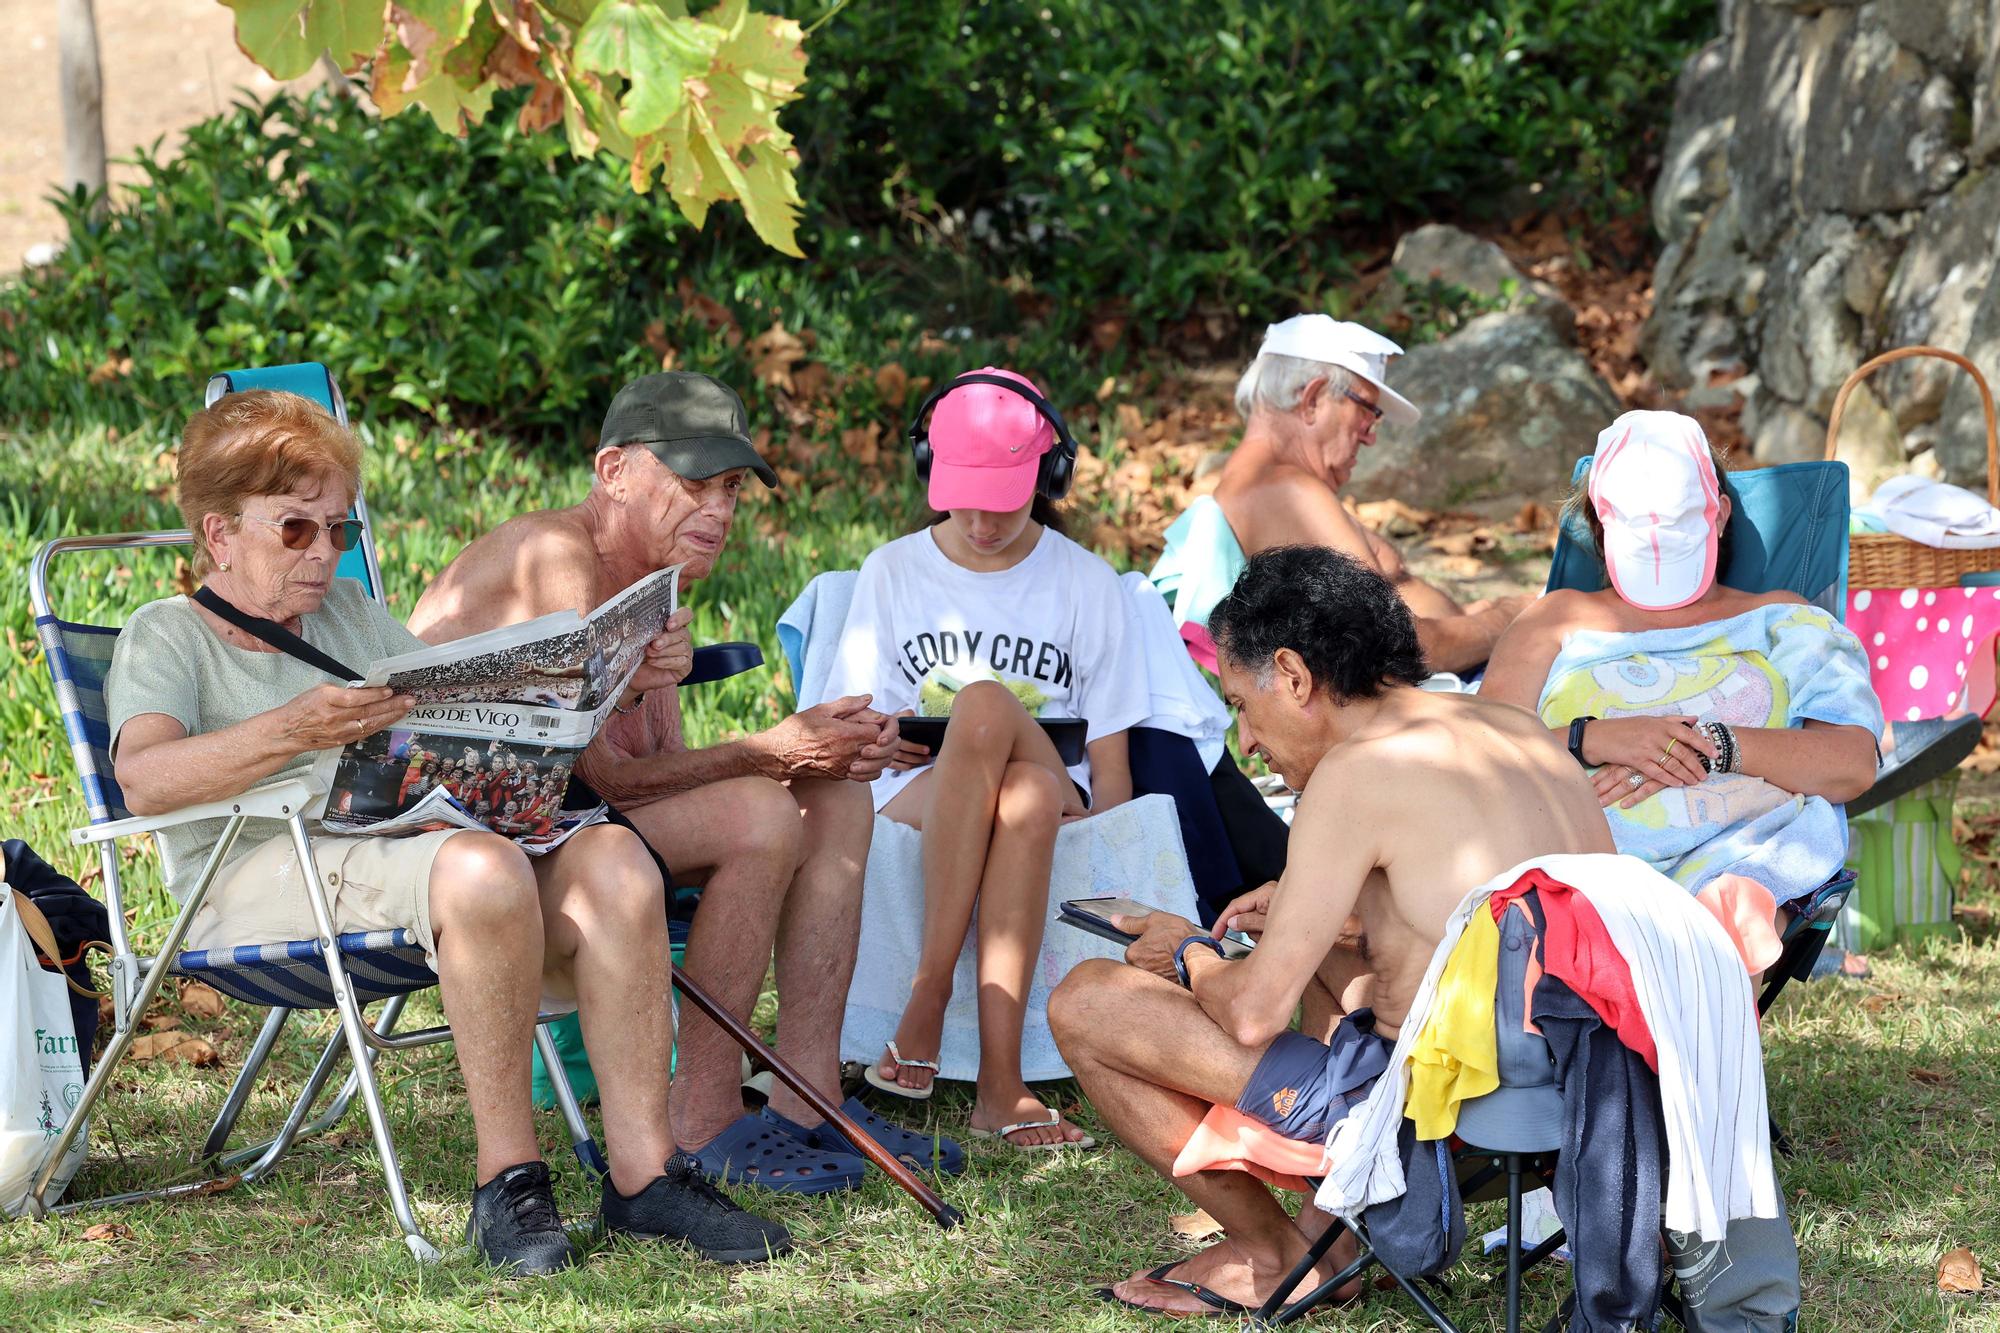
[{"x1": 58, "y1": 0, "x2": 107, "y2": 213}]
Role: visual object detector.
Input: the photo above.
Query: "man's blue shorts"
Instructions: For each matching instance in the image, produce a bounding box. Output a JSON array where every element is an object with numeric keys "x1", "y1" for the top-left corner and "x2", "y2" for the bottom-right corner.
[{"x1": 1234, "y1": 1008, "x2": 1394, "y2": 1145}]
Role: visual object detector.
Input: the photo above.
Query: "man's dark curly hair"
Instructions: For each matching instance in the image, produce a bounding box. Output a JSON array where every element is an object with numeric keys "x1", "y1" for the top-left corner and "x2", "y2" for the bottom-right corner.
[{"x1": 1208, "y1": 546, "x2": 1430, "y2": 698}]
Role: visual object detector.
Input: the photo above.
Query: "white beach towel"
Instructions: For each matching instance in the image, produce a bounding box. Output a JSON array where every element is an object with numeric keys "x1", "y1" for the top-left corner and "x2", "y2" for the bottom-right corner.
[{"x1": 1859, "y1": 475, "x2": 2000, "y2": 549}]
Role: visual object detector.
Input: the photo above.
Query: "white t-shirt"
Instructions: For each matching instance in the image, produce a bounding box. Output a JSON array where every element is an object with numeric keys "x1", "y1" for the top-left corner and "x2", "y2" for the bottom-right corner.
[{"x1": 827, "y1": 525, "x2": 1151, "y2": 812}]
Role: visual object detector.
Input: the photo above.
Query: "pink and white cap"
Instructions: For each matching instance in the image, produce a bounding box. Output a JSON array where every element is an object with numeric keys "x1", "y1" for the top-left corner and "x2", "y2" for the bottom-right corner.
[
  {"x1": 926, "y1": 366, "x2": 1055, "y2": 512},
  {"x1": 1589, "y1": 410, "x2": 1721, "y2": 611}
]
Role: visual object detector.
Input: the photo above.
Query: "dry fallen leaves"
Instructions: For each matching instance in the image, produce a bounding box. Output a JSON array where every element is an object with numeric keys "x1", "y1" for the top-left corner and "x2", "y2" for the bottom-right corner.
[
  {"x1": 1169, "y1": 1209, "x2": 1225, "y2": 1241},
  {"x1": 127, "y1": 1032, "x2": 220, "y2": 1067},
  {"x1": 748, "y1": 321, "x2": 809, "y2": 393},
  {"x1": 81, "y1": 1222, "x2": 134, "y2": 1242},
  {"x1": 1514, "y1": 501, "x2": 1553, "y2": 533},
  {"x1": 841, "y1": 421, "x2": 883, "y2": 468},
  {"x1": 178, "y1": 980, "x2": 226, "y2": 1020},
  {"x1": 1908, "y1": 1067, "x2": 1953, "y2": 1086},
  {"x1": 1938, "y1": 1247, "x2": 1983, "y2": 1293},
  {"x1": 675, "y1": 278, "x2": 742, "y2": 347},
  {"x1": 873, "y1": 362, "x2": 909, "y2": 410},
  {"x1": 1353, "y1": 498, "x2": 1435, "y2": 539}
]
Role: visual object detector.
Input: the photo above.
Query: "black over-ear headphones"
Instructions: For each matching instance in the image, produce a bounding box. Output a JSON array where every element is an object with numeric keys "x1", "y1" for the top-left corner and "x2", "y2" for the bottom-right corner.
[{"x1": 906, "y1": 372, "x2": 1080, "y2": 502}]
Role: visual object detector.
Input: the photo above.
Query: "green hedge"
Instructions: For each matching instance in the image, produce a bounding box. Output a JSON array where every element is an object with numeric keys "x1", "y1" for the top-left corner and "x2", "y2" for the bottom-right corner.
[
  {"x1": 801, "y1": 0, "x2": 1715, "y2": 319},
  {"x1": 0, "y1": 0, "x2": 1714, "y2": 436}
]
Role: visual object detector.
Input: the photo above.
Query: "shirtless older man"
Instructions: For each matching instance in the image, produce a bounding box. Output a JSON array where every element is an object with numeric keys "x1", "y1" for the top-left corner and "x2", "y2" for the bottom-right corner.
[
  {"x1": 1048, "y1": 545, "x2": 1613, "y2": 1315},
  {"x1": 412, "y1": 372, "x2": 958, "y2": 1191},
  {"x1": 1212, "y1": 316, "x2": 1525, "y2": 673}
]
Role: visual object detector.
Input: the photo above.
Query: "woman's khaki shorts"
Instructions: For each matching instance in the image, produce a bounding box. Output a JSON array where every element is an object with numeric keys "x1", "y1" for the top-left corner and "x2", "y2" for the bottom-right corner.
[{"x1": 185, "y1": 828, "x2": 462, "y2": 968}]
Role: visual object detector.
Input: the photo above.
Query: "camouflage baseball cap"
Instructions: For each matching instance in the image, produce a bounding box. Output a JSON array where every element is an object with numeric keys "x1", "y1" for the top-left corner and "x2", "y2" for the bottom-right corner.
[{"x1": 597, "y1": 371, "x2": 776, "y2": 487}]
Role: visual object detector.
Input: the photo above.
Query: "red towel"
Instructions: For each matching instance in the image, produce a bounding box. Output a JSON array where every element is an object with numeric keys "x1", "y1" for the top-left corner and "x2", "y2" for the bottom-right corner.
[{"x1": 1491, "y1": 868, "x2": 1661, "y2": 1073}]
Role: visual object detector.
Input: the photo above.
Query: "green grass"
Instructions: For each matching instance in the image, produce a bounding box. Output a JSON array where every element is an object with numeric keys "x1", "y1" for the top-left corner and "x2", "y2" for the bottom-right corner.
[{"x1": 3, "y1": 423, "x2": 1998, "y2": 1329}]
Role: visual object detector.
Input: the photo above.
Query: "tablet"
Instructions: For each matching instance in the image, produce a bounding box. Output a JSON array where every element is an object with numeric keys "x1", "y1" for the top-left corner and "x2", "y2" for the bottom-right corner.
[
  {"x1": 897, "y1": 715, "x2": 1088, "y2": 766},
  {"x1": 1058, "y1": 897, "x2": 1253, "y2": 958}
]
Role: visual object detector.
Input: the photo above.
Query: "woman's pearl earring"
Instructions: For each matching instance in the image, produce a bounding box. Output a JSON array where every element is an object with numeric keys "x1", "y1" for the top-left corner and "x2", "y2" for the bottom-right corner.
[{"x1": 217, "y1": 562, "x2": 231, "y2": 572}]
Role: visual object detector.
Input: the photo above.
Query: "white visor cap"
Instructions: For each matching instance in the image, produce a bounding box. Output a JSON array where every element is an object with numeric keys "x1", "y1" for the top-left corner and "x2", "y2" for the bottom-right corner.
[
  {"x1": 1257, "y1": 315, "x2": 1421, "y2": 427},
  {"x1": 1589, "y1": 410, "x2": 1722, "y2": 611}
]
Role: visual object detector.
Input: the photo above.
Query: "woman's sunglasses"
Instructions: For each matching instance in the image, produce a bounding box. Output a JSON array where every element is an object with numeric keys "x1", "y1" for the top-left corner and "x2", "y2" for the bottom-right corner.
[{"x1": 243, "y1": 515, "x2": 367, "y2": 552}]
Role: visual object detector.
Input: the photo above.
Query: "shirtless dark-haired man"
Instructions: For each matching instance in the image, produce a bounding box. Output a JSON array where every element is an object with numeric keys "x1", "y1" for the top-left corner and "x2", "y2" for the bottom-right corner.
[{"x1": 1049, "y1": 545, "x2": 1613, "y2": 1315}]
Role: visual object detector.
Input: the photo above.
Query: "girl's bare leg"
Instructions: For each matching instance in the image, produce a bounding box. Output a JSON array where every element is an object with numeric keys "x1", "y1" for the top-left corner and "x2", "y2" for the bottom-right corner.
[
  {"x1": 964, "y1": 761, "x2": 1089, "y2": 1144},
  {"x1": 876, "y1": 682, "x2": 1080, "y2": 1103}
]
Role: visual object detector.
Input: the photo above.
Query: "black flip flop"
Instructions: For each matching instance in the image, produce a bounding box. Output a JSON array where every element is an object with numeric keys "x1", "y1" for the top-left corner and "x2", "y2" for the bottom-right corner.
[{"x1": 1095, "y1": 1261, "x2": 1251, "y2": 1318}]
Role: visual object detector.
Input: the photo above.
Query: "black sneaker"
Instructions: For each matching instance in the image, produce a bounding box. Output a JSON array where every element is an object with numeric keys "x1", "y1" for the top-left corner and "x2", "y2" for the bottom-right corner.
[
  {"x1": 465, "y1": 1161, "x2": 580, "y2": 1276},
  {"x1": 601, "y1": 1151, "x2": 794, "y2": 1264}
]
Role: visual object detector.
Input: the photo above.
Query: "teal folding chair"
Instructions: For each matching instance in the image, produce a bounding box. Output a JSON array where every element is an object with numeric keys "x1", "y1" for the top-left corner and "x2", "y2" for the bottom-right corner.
[
  {"x1": 1550, "y1": 453, "x2": 1975, "y2": 1000},
  {"x1": 1549, "y1": 456, "x2": 1854, "y2": 1011},
  {"x1": 25, "y1": 363, "x2": 605, "y2": 1258}
]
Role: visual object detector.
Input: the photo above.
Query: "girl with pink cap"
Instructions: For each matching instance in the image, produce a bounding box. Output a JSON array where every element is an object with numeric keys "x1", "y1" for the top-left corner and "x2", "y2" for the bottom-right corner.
[{"x1": 824, "y1": 367, "x2": 1151, "y2": 1148}]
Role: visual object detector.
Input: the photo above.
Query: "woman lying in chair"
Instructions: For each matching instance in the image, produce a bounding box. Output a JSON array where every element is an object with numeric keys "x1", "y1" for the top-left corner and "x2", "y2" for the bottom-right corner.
[
  {"x1": 826, "y1": 367, "x2": 1150, "y2": 1149},
  {"x1": 105, "y1": 390, "x2": 787, "y2": 1274},
  {"x1": 1481, "y1": 410, "x2": 1885, "y2": 913}
]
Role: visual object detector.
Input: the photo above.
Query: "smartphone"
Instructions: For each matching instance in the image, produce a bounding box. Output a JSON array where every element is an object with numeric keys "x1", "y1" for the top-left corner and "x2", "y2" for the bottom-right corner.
[{"x1": 896, "y1": 716, "x2": 1089, "y2": 766}]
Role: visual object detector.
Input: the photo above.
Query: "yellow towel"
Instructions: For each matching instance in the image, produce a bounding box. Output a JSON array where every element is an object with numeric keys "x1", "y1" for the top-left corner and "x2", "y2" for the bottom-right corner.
[{"x1": 1404, "y1": 907, "x2": 1501, "y2": 1139}]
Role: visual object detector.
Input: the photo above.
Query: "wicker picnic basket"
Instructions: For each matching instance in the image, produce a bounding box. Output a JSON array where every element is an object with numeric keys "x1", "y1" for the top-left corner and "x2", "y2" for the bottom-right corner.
[{"x1": 1826, "y1": 345, "x2": 2000, "y2": 589}]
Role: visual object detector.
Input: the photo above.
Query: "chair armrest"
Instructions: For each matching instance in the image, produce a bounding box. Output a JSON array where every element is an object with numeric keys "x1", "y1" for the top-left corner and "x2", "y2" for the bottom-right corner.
[
  {"x1": 684, "y1": 642, "x2": 765, "y2": 688},
  {"x1": 71, "y1": 779, "x2": 319, "y2": 846},
  {"x1": 1845, "y1": 713, "x2": 1982, "y2": 817}
]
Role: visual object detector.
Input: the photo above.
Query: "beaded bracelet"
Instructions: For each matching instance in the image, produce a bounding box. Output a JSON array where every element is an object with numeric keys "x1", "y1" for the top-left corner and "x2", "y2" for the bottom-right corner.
[{"x1": 1698, "y1": 720, "x2": 1738, "y2": 774}]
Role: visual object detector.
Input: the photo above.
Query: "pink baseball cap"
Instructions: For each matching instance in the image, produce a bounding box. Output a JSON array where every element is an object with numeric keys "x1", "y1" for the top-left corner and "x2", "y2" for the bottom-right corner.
[
  {"x1": 926, "y1": 367, "x2": 1055, "y2": 512},
  {"x1": 1589, "y1": 411, "x2": 1722, "y2": 610}
]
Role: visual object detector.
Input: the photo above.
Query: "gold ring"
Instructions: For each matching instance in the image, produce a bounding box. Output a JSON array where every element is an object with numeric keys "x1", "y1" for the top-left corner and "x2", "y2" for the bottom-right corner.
[{"x1": 1663, "y1": 739, "x2": 1679, "y2": 759}]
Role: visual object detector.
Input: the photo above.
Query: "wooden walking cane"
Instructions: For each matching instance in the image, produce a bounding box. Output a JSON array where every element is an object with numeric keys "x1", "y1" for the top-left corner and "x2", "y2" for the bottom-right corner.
[{"x1": 670, "y1": 963, "x2": 964, "y2": 1229}]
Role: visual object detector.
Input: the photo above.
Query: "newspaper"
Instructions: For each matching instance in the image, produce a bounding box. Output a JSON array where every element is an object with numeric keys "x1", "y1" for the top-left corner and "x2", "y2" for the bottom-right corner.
[{"x1": 310, "y1": 565, "x2": 679, "y2": 854}]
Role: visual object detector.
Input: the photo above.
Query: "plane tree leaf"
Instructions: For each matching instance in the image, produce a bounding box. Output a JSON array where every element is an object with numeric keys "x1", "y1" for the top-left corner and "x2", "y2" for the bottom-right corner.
[{"x1": 228, "y1": 0, "x2": 810, "y2": 254}]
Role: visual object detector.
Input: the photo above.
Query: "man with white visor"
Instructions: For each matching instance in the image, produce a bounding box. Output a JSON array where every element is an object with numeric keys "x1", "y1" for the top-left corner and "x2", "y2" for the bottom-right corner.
[{"x1": 1209, "y1": 315, "x2": 1527, "y2": 673}]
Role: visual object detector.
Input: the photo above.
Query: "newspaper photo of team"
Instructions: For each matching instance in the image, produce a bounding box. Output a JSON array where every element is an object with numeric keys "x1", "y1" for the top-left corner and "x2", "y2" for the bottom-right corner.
[
  {"x1": 327, "y1": 728, "x2": 576, "y2": 838},
  {"x1": 380, "y1": 631, "x2": 604, "y2": 710}
]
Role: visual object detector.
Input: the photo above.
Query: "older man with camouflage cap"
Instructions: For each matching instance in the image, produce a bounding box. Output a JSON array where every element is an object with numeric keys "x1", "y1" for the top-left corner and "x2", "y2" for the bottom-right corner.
[{"x1": 412, "y1": 371, "x2": 962, "y2": 1195}]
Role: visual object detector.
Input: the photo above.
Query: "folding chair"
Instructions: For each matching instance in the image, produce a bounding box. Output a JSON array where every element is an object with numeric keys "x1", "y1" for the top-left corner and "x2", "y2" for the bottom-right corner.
[
  {"x1": 1546, "y1": 452, "x2": 1957, "y2": 1005},
  {"x1": 22, "y1": 372, "x2": 613, "y2": 1259}
]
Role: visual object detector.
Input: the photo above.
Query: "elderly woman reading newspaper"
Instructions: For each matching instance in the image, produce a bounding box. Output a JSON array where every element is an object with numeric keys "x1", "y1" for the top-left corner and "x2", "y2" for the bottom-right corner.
[
  {"x1": 104, "y1": 390, "x2": 790, "y2": 1275},
  {"x1": 1481, "y1": 411, "x2": 1884, "y2": 913}
]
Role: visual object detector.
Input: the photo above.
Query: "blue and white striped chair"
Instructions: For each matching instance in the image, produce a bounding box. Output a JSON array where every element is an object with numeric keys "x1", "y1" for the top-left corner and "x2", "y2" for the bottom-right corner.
[{"x1": 24, "y1": 364, "x2": 603, "y2": 1260}]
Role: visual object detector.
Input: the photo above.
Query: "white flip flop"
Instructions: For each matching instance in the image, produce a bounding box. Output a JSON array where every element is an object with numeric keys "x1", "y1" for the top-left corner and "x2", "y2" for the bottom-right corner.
[
  {"x1": 968, "y1": 1105, "x2": 1096, "y2": 1151},
  {"x1": 862, "y1": 1040, "x2": 940, "y2": 1102}
]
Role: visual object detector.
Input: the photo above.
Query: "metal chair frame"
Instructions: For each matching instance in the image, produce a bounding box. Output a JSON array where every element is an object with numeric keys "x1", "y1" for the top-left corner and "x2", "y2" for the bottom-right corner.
[{"x1": 25, "y1": 522, "x2": 607, "y2": 1261}]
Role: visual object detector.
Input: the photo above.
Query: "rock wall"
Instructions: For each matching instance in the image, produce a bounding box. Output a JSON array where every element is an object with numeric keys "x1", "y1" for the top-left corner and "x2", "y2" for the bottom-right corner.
[{"x1": 1647, "y1": 0, "x2": 2000, "y2": 496}]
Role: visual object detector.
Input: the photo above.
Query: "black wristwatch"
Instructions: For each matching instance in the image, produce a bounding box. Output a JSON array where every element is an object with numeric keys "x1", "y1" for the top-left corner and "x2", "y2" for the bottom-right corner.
[
  {"x1": 1567, "y1": 716, "x2": 1597, "y2": 768},
  {"x1": 1173, "y1": 936, "x2": 1227, "y2": 988}
]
